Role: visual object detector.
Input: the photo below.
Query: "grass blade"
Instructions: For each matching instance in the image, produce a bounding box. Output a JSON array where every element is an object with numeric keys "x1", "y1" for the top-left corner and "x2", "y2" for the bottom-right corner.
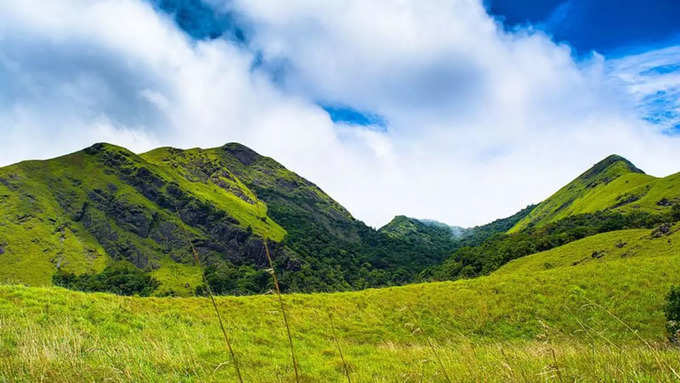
[
  {"x1": 329, "y1": 312, "x2": 352, "y2": 383},
  {"x1": 177, "y1": 208, "x2": 244, "y2": 383},
  {"x1": 264, "y1": 240, "x2": 300, "y2": 382}
]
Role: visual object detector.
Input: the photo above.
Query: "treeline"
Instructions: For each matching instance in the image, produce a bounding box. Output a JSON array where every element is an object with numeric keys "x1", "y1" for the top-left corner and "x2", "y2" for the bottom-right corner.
[
  {"x1": 53, "y1": 263, "x2": 160, "y2": 296},
  {"x1": 196, "y1": 263, "x2": 271, "y2": 296},
  {"x1": 196, "y1": 221, "x2": 458, "y2": 295},
  {"x1": 425, "y1": 208, "x2": 679, "y2": 281}
]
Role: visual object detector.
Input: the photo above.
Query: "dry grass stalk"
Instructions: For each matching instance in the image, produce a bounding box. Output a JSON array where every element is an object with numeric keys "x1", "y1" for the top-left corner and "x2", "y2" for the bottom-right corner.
[
  {"x1": 550, "y1": 348, "x2": 564, "y2": 383},
  {"x1": 404, "y1": 307, "x2": 452, "y2": 383},
  {"x1": 177, "y1": 208, "x2": 244, "y2": 383},
  {"x1": 264, "y1": 240, "x2": 300, "y2": 383},
  {"x1": 426, "y1": 337, "x2": 452, "y2": 383},
  {"x1": 328, "y1": 312, "x2": 352, "y2": 383}
]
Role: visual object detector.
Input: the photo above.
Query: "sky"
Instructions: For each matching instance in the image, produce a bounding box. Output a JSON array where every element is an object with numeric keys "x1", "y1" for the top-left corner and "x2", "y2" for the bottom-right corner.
[{"x1": 1, "y1": 1, "x2": 679, "y2": 228}]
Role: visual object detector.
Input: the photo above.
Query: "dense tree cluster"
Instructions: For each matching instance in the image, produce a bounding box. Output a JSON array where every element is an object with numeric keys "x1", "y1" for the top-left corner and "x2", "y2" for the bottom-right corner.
[
  {"x1": 665, "y1": 285, "x2": 680, "y2": 344},
  {"x1": 672, "y1": 203, "x2": 680, "y2": 221},
  {"x1": 53, "y1": 264, "x2": 160, "y2": 296},
  {"x1": 196, "y1": 262, "x2": 271, "y2": 295}
]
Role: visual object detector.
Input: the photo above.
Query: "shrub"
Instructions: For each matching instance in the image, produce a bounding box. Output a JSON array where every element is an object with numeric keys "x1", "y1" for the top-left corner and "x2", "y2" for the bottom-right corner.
[
  {"x1": 672, "y1": 204, "x2": 680, "y2": 222},
  {"x1": 53, "y1": 264, "x2": 160, "y2": 296},
  {"x1": 196, "y1": 262, "x2": 271, "y2": 296},
  {"x1": 664, "y1": 285, "x2": 680, "y2": 344}
]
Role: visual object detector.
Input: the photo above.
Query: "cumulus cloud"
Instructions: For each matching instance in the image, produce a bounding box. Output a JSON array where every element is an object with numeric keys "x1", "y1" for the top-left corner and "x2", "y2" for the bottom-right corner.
[
  {"x1": 220, "y1": 0, "x2": 680, "y2": 223},
  {"x1": 0, "y1": 0, "x2": 679, "y2": 227}
]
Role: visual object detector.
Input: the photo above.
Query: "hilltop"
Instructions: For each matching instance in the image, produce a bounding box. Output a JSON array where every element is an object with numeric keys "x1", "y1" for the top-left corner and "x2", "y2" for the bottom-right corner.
[
  {"x1": 0, "y1": 142, "x2": 462, "y2": 296},
  {"x1": 427, "y1": 154, "x2": 680, "y2": 282},
  {"x1": 378, "y1": 206, "x2": 536, "y2": 268},
  {"x1": 510, "y1": 154, "x2": 680, "y2": 232}
]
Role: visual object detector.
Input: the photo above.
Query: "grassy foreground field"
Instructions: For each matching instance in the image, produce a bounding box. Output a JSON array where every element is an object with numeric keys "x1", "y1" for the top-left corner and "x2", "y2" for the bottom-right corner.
[{"x1": 2, "y1": 225, "x2": 680, "y2": 382}]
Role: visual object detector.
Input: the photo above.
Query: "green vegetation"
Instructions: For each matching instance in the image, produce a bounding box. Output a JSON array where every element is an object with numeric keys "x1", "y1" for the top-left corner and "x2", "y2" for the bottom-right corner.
[
  {"x1": 380, "y1": 206, "x2": 536, "y2": 251},
  {"x1": 3, "y1": 146, "x2": 679, "y2": 300},
  {"x1": 665, "y1": 285, "x2": 680, "y2": 344},
  {"x1": 672, "y1": 203, "x2": 680, "y2": 221},
  {"x1": 2, "y1": 225, "x2": 680, "y2": 382},
  {"x1": 510, "y1": 155, "x2": 680, "y2": 232},
  {"x1": 196, "y1": 262, "x2": 270, "y2": 296},
  {"x1": 458, "y1": 204, "x2": 537, "y2": 244},
  {"x1": 380, "y1": 215, "x2": 457, "y2": 244},
  {"x1": 430, "y1": 210, "x2": 672, "y2": 280},
  {"x1": 1, "y1": 142, "x2": 480, "y2": 296},
  {"x1": 4, "y1": 147, "x2": 680, "y2": 381},
  {"x1": 0, "y1": 143, "x2": 281, "y2": 294},
  {"x1": 53, "y1": 263, "x2": 160, "y2": 297},
  {"x1": 425, "y1": 155, "x2": 680, "y2": 283}
]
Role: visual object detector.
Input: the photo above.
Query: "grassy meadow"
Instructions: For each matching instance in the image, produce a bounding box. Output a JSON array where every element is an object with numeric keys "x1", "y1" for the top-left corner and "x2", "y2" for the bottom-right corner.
[{"x1": 2, "y1": 225, "x2": 680, "y2": 382}]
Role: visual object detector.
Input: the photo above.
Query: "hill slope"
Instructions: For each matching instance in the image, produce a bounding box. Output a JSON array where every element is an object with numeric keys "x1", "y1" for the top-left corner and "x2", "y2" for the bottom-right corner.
[
  {"x1": 0, "y1": 143, "x2": 285, "y2": 295},
  {"x1": 378, "y1": 206, "x2": 537, "y2": 275},
  {"x1": 510, "y1": 155, "x2": 680, "y2": 233},
  {"x1": 378, "y1": 215, "x2": 461, "y2": 254},
  {"x1": 2, "y1": 224, "x2": 680, "y2": 382},
  {"x1": 0, "y1": 143, "x2": 458, "y2": 295}
]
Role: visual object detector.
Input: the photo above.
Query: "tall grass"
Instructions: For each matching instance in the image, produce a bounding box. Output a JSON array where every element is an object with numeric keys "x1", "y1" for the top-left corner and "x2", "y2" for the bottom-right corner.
[
  {"x1": 328, "y1": 312, "x2": 352, "y2": 383},
  {"x1": 405, "y1": 307, "x2": 452, "y2": 382},
  {"x1": 425, "y1": 337, "x2": 452, "y2": 383},
  {"x1": 264, "y1": 240, "x2": 300, "y2": 382},
  {"x1": 578, "y1": 295, "x2": 680, "y2": 380},
  {"x1": 3, "y1": 226, "x2": 680, "y2": 381},
  {"x1": 177, "y1": 209, "x2": 243, "y2": 383}
]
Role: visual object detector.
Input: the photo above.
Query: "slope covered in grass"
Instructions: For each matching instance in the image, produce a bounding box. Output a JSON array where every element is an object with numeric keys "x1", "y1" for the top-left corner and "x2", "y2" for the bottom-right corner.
[
  {"x1": 0, "y1": 143, "x2": 283, "y2": 295},
  {"x1": 2, "y1": 224, "x2": 680, "y2": 382},
  {"x1": 0, "y1": 142, "x2": 481, "y2": 296},
  {"x1": 510, "y1": 155, "x2": 680, "y2": 233}
]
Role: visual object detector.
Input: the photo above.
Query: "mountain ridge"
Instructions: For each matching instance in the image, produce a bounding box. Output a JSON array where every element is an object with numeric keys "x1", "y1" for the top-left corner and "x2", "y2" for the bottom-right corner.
[
  {"x1": 0, "y1": 142, "x2": 465, "y2": 295},
  {"x1": 3, "y1": 145, "x2": 679, "y2": 297},
  {"x1": 509, "y1": 154, "x2": 680, "y2": 232}
]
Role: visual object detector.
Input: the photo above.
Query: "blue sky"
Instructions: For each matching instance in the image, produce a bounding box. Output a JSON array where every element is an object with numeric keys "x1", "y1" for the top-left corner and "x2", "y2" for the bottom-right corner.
[
  {"x1": 1, "y1": 0, "x2": 679, "y2": 227},
  {"x1": 486, "y1": 0, "x2": 680, "y2": 56},
  {"x1": 486, "y1": 0, "x2": 680, "y2": 136}
]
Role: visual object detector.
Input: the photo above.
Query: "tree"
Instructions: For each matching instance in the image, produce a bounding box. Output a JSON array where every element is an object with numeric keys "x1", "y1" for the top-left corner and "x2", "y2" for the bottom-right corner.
[
  {"x1": 672, "y1": 204, "x2": 680, "y2": 222},
  {"x1": 664, "y1": 285, "x2": 680, "y2": 344},
  {"x1": 53, "y1": 263, "x2": 160, "y2": 296}
]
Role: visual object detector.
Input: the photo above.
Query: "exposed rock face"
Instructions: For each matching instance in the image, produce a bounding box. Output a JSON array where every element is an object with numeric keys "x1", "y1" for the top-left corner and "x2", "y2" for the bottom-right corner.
[
  {"x1": 87, "y1": 189, "x2": 153, "y2": 238},
  {"x1": 652, "y1": 223, "x2": 673, "y2": 238},
  {"x1": 223, "y1": 143, "x2": 259, "y2": 166},
  {"x1": 658, "y1": 198, "x2": 673, "y2": 207}
]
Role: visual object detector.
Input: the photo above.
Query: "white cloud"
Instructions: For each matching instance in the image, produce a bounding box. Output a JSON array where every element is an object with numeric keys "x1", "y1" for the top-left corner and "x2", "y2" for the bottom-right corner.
[
  {"x1": 606, "y1": 46, "x2": 680, "y2": 134},
  {"x1": 1, "y1": 0, "x2": 679, "y2": 228}
]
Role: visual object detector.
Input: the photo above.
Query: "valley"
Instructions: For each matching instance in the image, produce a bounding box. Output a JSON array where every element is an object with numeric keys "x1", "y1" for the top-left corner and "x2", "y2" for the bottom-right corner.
[{"x1": 2, "y1": 144, "x2": 680, "y2": 382}]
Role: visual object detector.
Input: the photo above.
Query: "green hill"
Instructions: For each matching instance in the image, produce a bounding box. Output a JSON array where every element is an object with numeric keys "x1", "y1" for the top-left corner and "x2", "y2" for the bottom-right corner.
[
  {"x1": 378, "y1": 215, "x2": 460, "y2": 253},
  {"x1": 417, "y1": 219, "x2": 468, "y2": 238},
  {"x1": 509, "y1": 155, "x2": 680, "y2": 233},
  {"x1": 378, "y1": 207, "x2": 537, "y2": 278},
  {"x1": 3, "y1": 149, "x2": 680, "y2": 381},
  {"x1": 2, "y1": 223, "x2": 679, "y2": 382},
  {"x1": 0, "y1": 143, "x2": 284, "y2": 295},
  {"x1": 0, "y1": 143, "x2": 460, "y2": 296}
]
